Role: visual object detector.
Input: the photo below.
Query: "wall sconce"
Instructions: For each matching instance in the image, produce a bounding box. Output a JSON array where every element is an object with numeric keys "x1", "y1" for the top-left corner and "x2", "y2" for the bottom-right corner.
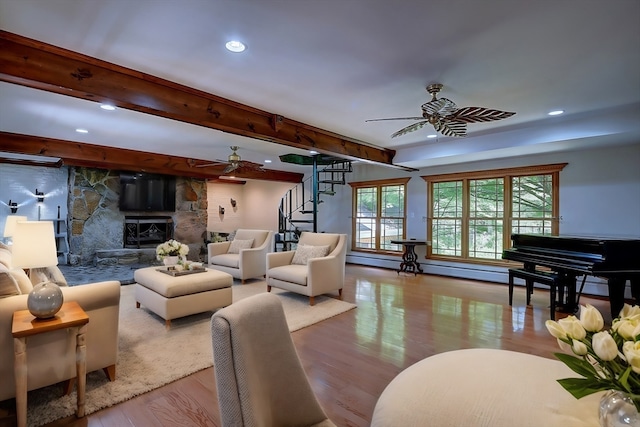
[
  {"x1": 35, "y1": 188, "x2": 45, "y2": 203},
  {"x1": 8, "y1": 200, "x2": 18, "y2": 214},
  {"x1": 219, "y1": 205, "x2": 225, "y2": 215},
  {"x1": 230, "y1": 198, "x2": 237, "y2": 208}
]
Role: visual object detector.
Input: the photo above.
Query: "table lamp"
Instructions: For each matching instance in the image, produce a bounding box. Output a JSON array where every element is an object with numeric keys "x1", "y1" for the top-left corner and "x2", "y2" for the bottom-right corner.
[
  {"x1": 11, "y1": 220, "x2": 64, "y2": 318},
  {"x1": 2, "y1": 215, "x2": 27, "y2": 244}
]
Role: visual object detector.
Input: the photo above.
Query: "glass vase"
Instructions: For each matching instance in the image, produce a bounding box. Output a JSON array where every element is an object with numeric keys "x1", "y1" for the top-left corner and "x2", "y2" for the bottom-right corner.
[{"x1": 599, "y1": 390, "x2": 640, "y2": 427}]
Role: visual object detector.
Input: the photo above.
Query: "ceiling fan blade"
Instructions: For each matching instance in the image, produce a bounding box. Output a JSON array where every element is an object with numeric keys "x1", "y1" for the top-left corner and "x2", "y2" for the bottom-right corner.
[
  {"x1": 195, "y1": 160, "x2": 227, "y2": 168},
  {"x1": 436, "y1": 120, "x2": 467, "y2": 137},
  {"x1": 240, "y1": 161, "x2": 266, "y2": 172},
  {"x1": 223, "y1": 163, "x2": 239, "y2": 174},
  {"x1": 366, "y1": 116, "x2": 425, "y2": 122},
  {"x1": 451, "y1": 107, "x2": 516, "y2": 123},
  {"x1": 422, "y1": 97, "x2": 458, "y2": 116},
  {"x1": 391, "y1": 121, "x2": 430, "y2": 138}
]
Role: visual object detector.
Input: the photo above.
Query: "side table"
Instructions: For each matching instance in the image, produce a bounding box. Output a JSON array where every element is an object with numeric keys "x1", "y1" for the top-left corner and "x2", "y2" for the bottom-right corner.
[
  {"x1": 11, "y1": 301, "x2": 89, "y2": 427},
  {"x1": 390, "y1": 239, "x2": 427, "y2": 275}
]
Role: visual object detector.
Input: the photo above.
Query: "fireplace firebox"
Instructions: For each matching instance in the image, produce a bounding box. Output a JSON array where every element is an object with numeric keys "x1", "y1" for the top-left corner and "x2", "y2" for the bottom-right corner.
[{"x1": 124, "y1": 216, "x2": 174, "y2": 248}]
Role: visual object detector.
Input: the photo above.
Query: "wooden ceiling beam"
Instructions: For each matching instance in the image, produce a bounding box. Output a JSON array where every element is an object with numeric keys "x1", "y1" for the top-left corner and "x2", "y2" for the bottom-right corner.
[
  {"x1": 0, "y1": 30, "x2": 396, "y2": 166},
  {"x1": 0, "y1": 132, "x2": 304, "y2": 183}
]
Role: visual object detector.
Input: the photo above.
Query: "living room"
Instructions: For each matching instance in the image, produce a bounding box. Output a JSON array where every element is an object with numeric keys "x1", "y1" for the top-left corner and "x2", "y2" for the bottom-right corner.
[{"x1": 1, "y1": 1, "x2": 640, "y2": 426}]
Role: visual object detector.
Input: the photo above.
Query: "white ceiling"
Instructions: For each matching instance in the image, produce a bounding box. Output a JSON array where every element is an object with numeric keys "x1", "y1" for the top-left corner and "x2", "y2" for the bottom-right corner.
[{"x1": 1, "y1": 0, "x2": 639, "y2": 172}]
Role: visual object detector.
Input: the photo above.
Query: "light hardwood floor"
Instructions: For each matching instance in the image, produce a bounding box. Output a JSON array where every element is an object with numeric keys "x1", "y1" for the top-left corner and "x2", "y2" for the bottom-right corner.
[{"x1": 4, "y1": 264, "x2": 613, "y2": 427}]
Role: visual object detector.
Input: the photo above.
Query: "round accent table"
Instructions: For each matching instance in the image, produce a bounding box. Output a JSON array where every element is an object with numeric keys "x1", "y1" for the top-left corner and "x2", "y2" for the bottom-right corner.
[{"x1": 371, "y1": 348, "x2": 601, "y2": 427}]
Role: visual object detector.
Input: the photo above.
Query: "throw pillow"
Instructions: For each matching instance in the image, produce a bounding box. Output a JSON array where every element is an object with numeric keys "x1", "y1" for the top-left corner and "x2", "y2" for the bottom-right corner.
[
  {"x1": 29, "y1": 266, "x2": 68, "y2": 287},
  {"x1": 291, "y1": 244, "x2": 330, "y2": 265},
  {"x1": 0, "y1": 271, "x2": 20, "y2": 298},
  {"x1": 0, "y1": 243, "x2": 11, "y2": 269},
  {"x1": 9, "y1": 268, "x2": 33, "y2": 294},
  {"x1": 227, "y1": 239, "x2": 254, "y2": 254}
]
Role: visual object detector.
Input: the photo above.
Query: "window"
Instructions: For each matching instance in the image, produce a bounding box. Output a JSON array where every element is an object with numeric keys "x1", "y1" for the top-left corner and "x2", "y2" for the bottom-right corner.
[
  {"x1": 423, "y1": 164, "x2": 566, "y2": 263},
  {"x1": 349, "y1": 178, "x2": 410, "y2": 252}
]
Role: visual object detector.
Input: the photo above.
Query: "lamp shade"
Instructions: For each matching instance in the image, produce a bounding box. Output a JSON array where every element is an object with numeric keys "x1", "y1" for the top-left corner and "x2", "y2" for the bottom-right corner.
[
  {"x1": 3, "y1": 215, "x2": 27, "y2": 238},
  {"x1": 11, "y1": 221, "x2": 58, "y2": 268}
]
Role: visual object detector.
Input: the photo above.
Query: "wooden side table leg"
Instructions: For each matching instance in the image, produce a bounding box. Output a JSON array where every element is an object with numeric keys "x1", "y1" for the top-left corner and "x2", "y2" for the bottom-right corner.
[
  {"x1": 76, "y1": 324, "x2": 88, "y2": 417},
  {"x1": 14, "y1": 337, "x2": 27, "y2": 427}
]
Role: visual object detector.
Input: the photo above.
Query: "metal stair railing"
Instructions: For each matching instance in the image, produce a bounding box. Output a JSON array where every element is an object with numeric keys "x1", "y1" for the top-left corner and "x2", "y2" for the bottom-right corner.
[{"x1": 276, "y1": 158, "x2": 352, "y2": 251}]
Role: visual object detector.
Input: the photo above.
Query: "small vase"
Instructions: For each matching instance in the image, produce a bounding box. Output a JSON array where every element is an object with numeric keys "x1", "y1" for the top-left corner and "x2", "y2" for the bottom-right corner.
[
  {"x1": 163, "y1": 256, "x2": 179, "y2": 266},
  {"x1": 599, "y1": 390, "x2": 640, "y2": 427}
]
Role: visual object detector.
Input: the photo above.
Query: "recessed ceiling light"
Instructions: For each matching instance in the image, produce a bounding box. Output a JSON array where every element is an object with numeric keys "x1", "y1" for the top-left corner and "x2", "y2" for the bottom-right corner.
[
  {"x1": 225, "y1": 40, "x2": 246, "y2": 53},
  {"x1": 309, "y1": 150, "x2": 318, "y2": 155},
  {"x1": 75, "y1": 128, "x2": 89, "y2": 134},
  {"x1": 264, "y1": 159, "x2": 272, "y2": 163},
  {"x1": 548, "y1": 110, "x2": 564, "y2": 116},
  {"x1": 427, "y1": 134, "x2": 438, "y2": 139},
  {"x1": 100, "y1": 104, "x2": 116, "y2": 111}
]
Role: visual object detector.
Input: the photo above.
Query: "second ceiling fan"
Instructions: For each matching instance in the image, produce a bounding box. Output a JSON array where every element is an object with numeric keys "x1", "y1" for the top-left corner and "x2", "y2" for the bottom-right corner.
[
  {"x1": 197, "y1": 146, "x2": 265, "y2": 174},
  {"x1": 367, "y1": 83, "x2": 516, "y2": 138}
]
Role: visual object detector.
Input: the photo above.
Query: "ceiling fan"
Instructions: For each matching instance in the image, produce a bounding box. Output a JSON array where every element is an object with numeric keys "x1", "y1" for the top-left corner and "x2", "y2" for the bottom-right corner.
[
  {"x1": 197, "y1": 146, "x2": 265, "y2": 174},
  {"x1": 366, "y1": 83, "x2": 516, "y2": 138}
]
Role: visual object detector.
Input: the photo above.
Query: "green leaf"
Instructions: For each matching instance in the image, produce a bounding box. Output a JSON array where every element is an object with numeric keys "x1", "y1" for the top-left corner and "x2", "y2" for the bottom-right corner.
[
  {"x1": 554, "y1": 353, "x2": 598, "y2": 378},
  {"x1": 557, "y1": 377, "x2": 612, "y2": 399}
]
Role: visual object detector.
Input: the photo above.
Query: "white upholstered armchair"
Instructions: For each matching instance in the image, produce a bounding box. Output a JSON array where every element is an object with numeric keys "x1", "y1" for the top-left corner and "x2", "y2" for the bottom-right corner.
[
  {"x1": 207, "y1": 229, "x2": 274, "y2": 283},
  {"x1": 266, "y1": 232, "x2": 347, "y2": 305}
]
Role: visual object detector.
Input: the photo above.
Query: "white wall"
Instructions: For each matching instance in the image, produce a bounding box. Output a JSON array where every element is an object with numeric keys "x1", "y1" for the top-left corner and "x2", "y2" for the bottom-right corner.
[
  {"x1": 0, "y1": 164, "x2": 69, "y2": 235},
  {"x1": 206, "y1": 179, "x2": 297, "y2": 233},
  {"x1": 327, "y1": 143, "x2": 640, "y2": 297}
]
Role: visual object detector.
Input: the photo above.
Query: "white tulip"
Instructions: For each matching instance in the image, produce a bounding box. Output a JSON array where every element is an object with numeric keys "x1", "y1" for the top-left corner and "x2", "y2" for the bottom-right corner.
[
  {"x1": 571, "y1": 339, "x2": 588, "y2": 356},
  {"x1": 558, "y1": 316, "x2": 586, "y2": 340},
  {"x1": 622, "y1": 341, "x2": 640, "y2": 374},
  {"x1": 545, "y1": 320, "x2": 567, "y2": 340},
  {"x1": 619, "y1": 304, "x2": 640, "y2": 319},
  {"x1": 592, "y1": 331, "x2": 618, "y2": 361},
  {"x1": 579, "y1": 304, "x2": 604, "y2": 332}
]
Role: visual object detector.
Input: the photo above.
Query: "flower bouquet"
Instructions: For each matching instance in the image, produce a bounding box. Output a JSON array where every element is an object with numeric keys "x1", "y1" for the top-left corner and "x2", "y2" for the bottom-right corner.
[
  {"x1": 545, "y1": 303, "x2": 640, "y2": 411},
  {"x1": 156, "y1": 239, "x2": 189, "y2": 261}
]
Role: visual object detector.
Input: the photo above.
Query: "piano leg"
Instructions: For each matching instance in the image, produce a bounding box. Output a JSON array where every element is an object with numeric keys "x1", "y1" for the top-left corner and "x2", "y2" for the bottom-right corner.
[{"x1": 608, "y1": 278, "x2": 627, "y2": 318}]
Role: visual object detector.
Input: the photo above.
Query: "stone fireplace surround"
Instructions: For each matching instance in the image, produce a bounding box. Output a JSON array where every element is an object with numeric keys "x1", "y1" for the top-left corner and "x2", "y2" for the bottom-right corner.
[{"x1": 68, "y1": 167, "x2": 208, "y2": 266}]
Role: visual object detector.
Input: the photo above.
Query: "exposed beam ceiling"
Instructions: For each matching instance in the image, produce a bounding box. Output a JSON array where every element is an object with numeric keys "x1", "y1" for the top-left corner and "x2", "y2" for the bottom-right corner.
[
  {"x1": 0, "y1": 131, "x2": 304, "y2": 183},
  {"x1": 0, "y1": 30, "x2": 396, "y2": 171}
]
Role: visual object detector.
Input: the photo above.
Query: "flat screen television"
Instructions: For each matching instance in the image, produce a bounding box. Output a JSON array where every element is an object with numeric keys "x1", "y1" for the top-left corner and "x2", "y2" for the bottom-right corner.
[{"x1": 119, "y1": 172, "x2": 176, "y2": 212}]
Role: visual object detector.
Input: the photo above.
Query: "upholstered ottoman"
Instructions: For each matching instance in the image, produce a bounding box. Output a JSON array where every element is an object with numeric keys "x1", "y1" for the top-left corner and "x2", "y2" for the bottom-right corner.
[{"x1": 134, "y1": 266, "x2": 233, "y2": 329}]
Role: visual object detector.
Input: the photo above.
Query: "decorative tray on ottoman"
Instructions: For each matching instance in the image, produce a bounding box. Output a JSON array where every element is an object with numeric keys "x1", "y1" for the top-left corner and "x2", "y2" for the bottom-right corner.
[{"x1": 157, "y1": 266, "x2": 206, "y2": 277}]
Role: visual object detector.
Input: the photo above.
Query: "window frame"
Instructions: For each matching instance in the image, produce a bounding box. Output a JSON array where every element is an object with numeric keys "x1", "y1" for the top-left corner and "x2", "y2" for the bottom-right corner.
[
  {"x1": 422, "y1": 163, "x2": 567, "y2": 265},
  {"x1": 349, "y1": 177, "x2": 410, "y2": 254}
]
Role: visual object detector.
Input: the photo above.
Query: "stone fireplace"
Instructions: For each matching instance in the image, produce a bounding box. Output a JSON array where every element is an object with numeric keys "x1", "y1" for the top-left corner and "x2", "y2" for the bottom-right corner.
[{"x1": 68, "y1": 167, "x2": 208, "y2": 265}]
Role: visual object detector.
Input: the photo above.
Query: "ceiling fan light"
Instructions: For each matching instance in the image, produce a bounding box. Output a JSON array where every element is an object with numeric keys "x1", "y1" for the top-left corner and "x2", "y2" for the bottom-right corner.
[{"x1": 225, "y1": 40, "x2": 246, "y2": 53}]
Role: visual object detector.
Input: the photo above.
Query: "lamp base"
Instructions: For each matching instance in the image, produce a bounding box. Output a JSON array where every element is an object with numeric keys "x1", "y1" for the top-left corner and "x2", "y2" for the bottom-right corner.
[{"x1": 28, "y1": 282, "x2": 64, "y2": 319}]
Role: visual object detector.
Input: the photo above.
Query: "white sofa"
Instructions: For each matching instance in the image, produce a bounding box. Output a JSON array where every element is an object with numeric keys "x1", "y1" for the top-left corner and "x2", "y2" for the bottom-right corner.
[
  {"x1": 207, "y1": 229, "x2": 274, "y2": 283},
  {"x1": 0, "y1": 244, "x2": 121, "y2": 402},
  {"x1": 266, "y1": 232, "x2": 347, "y2": 305}
]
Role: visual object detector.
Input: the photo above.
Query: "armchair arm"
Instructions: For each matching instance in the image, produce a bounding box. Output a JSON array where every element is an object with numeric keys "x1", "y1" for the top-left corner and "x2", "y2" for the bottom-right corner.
[
  {"x1": 238, "y1": 246, "x2": 270, "y2": 279},
  {"x1": 267, "y1": 251, "x2": 295, "y2": 269},
  {"x1": 208, "y1": 241, "x2": 231, "y2": 261},
  {"x1": 307, "y1": 255, "x2": 344, "y2": 294}
]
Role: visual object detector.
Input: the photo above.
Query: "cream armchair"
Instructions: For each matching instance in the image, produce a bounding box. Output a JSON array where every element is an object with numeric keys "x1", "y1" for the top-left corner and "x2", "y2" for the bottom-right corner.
[
  {"x1": 266, "y1": 232, "x2": 347, "y2": 305},
  {"x1": 207, "y1": 229, "x2": 274, "y2": 284},
  {"x1": 0, "y1": 266, "x2": 120, "y2": 402}
]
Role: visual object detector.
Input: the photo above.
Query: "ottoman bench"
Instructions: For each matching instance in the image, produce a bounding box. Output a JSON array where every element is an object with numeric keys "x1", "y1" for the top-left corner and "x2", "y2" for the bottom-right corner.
[{"x1": 134, "y1": 266, "x2": 233, "y2": 329}]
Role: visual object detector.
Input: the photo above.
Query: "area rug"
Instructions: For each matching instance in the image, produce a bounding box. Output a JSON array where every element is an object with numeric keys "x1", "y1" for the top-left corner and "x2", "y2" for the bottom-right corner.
[{"x1": 25, "y1": 281, "x2": 355, "y2": 426}]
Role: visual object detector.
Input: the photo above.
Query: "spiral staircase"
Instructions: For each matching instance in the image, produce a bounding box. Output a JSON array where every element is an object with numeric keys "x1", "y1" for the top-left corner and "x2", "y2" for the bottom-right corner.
[{"x1": 276, "y1": 154, "x2": 352, "y2": 251}]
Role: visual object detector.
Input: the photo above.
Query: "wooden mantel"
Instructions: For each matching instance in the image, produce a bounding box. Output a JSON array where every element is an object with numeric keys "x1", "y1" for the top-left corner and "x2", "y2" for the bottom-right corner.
[{"x1": 0, "y1": 30, "x2": 397, "y2": 175}]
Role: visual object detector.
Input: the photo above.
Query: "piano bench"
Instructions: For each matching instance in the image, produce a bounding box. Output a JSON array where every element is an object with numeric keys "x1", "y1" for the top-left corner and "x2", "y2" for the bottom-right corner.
[{"x1": 508, "y1": 268, "x2": 564, "y2": 320}]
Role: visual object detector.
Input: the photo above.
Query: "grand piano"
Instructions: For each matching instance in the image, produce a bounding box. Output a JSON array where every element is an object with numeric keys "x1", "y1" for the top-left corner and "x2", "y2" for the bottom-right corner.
[{"x1": 502, "y1": 234, "x2": 640, "y2": 317}]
